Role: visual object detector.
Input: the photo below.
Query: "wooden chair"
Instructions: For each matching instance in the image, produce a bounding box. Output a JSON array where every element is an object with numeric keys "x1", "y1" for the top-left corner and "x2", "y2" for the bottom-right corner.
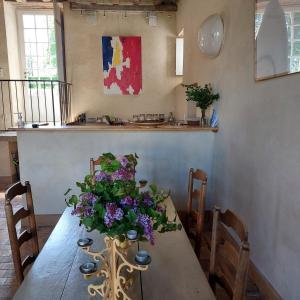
[
  {"x1": 5, "y1": 181, "x2": 39, "y2": 286},
  {"x1": 90, "y1": 157, "x2": 101, "y2": 176},
  {"x1": 209, "y1": 206, "x2": 250, "y2": 300},
  {"x1": 180, "y1": 168, "x2": 208, "y2": 258}
]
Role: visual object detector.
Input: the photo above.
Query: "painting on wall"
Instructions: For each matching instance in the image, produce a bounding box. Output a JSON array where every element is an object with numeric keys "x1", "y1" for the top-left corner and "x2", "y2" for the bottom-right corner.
[
  {"x1": 102, "y1": 36, "x2": 142, "y2": 95},
  {"x1": 255, "y1": 0, "x2": 300, "y2": 80}
]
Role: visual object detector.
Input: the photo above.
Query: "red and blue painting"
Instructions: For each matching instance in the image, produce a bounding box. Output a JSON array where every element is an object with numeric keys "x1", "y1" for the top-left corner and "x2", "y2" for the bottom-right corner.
[{"x1": 102, "y1": 36, "x2": 142, "y2": 95}]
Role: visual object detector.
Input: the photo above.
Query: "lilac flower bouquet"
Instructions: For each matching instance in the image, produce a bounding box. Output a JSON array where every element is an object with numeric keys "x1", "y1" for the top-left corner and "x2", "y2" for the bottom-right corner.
[{"x1": 65, "y1": 153, "x2": 181, "y2": 245}]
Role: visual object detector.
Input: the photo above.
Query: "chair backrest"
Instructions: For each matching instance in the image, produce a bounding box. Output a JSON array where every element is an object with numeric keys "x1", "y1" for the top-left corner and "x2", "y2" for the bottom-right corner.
[
  {"x1": 5, "y1": 181, "x2": 39, "y2": 286},
  {"x1": 90, "y1": 157, "x2": 101, "y2": 176},
  {"x1": 209, "y1": 206, "x2": 250, "y2": 300},
  {"x1": 186, "y1": 168, "x2": 208, "y2": 255}
]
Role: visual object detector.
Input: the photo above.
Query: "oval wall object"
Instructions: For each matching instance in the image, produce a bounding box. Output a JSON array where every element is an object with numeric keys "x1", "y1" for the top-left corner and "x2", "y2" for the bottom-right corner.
[{"x1": 198, "y1": 14, "x2": 224, "y2": 58}]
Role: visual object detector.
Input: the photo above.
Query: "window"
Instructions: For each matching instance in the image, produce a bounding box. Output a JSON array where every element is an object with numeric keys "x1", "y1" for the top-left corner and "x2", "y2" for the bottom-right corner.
[
  {"x1": 20, "y1": 12, "x2": 57, "y2": 80},
  {"x1": 14, "y1": 11, "x2": 61, "y2": 125},
  {"x1": 176, "y1": 38, "x2": 184, "y2": 76}
]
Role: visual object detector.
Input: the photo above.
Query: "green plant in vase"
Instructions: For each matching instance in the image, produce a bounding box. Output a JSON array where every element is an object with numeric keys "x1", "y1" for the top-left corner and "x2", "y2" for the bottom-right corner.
[
  {"x1": 185, "y1": 83, "x2": 220, "y2": 127},
  {"x1": 65, "y1": 153, "x2": 181, "y2": 245}
]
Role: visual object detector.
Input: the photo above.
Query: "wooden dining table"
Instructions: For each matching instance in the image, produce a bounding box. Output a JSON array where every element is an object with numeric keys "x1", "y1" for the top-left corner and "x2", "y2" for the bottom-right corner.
[{"x1": 13, "y1": 198, "x2": 215, "y2": 300}]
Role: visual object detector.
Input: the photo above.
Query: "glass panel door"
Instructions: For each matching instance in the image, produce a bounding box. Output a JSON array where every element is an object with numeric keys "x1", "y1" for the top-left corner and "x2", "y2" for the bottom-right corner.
[
  {"x1": 20, "y1": 12, "x2": 57, "y2": 80},
  {"x1": 17, "y1": 10, "x2": 60, "y2": 124}
]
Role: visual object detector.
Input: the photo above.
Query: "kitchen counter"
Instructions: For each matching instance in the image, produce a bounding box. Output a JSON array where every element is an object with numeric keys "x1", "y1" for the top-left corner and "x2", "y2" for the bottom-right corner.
[
  {"x1": 12, "y1": 123, "x2": 219, "y2": 132},
  {"x1": 0, "y1": 131, "x2": 17, "y2": 141},
  {"x1": 16, "y1": 125, "x2": 216, "y2": 215}
]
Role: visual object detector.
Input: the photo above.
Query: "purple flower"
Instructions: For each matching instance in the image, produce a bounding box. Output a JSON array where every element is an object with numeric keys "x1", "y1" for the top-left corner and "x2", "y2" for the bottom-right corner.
[
  {"x1": 137, "y1": 214, "x2": 154, "y2": 245},
  {"x1": 71, "y1": 205, "x2": 94, "y2": 218},
  {"x1": 143, "y1": 197, "x2": 153, "y2": 207},
  {"x1": 121, "y1": 196, "x2": 133, "y2": 207},
  {"x1": 104, "y1": 214, "x2": 113, "y2": 227},
  {"x1": 80, "y1": 192, "x2": 97, "y2": 205},
  {"x1": 83, "y1": 207, "x2": 94, "y2": 217},
  {"x1": 156, "y1": 204, "x2": 165, "y2": 213},
  {"x1": 114, "y1": 208, "x2": 124, "y2": 220},
  {"x1": 112, "y1": 168, "x2": 134, "y2": 181},
  {"x1": 104, "y1": 203, "x2": 124, "y2": 228},
  {"x1": 127, "y1": 207, "x2": 138, "y2": 216},
  {"x1": 117, "y1": 155, "x2": 129, "y2": 167},
  {"x1": 95, "y1": 171, "x2": 111, "y2": 182},
  {"x1": 71, "y1": 205, "x2": 82, "y2": 216},
  {"x1": 121, "y1": 196, "x2": 139, "y2": 208}
]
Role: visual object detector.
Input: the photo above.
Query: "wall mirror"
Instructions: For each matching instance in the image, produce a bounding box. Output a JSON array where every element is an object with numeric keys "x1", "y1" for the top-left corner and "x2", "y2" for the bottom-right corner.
[{"x1": 255, "y1": 0, "x2": 300, "y2": 80}]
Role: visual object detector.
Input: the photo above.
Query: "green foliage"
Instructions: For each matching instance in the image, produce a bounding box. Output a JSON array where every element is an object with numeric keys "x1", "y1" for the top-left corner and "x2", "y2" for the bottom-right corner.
[
  {"x1": 65, "y1": 153, "x2": 181, "y2": 244},
  {"x1": 185, "y1": 83, "x2": 220, "y2": 110}
]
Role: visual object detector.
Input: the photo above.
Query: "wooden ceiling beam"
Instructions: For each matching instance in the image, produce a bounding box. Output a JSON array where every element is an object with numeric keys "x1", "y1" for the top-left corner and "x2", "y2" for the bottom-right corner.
[
  {"x1": 69, "y1": 2, "x2": 177, "y2": 12},
  {"x1": 5, "y1": 0, "x2": 64, "y2": 2}
]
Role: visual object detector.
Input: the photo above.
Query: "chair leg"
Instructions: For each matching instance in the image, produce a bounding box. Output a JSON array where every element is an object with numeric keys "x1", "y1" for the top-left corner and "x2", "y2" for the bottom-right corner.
[
  {"x1": 209, "y1": 274, "x2": 217, "y2": 293},
  {"x1": 195, "y1": 236, "x2": 202, "y2": 259}
]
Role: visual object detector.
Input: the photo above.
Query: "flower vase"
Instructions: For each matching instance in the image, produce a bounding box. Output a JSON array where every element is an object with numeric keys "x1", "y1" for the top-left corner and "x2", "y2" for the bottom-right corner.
[
  {"x1": 200, "y1": 109, "x2": 208, "y2": 127},
  {"x1": 81, "y1": 236, "x2": 149, "y2": 300}
]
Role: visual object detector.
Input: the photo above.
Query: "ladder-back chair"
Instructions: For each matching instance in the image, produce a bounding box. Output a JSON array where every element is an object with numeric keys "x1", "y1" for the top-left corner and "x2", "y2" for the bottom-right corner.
[{"x1": 5, "y1": 181, "x2": 39, "y2": 286}]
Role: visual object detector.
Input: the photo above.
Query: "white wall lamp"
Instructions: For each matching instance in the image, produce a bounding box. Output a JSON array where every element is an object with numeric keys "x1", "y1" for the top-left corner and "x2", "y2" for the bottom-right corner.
[{"x1": 198, "y1": 14, "x2": 224, "y2": 58}]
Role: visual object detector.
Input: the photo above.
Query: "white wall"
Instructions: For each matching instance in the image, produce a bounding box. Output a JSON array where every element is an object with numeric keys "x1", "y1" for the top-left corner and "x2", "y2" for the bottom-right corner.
[
  {"x1": 178, "y1": 0, "x2": 300, "y2": 298},
  {"x1": 3, "y1": 1, "x2": 21, "y2": 80},
  {"x1": 0, "y1": 0, "x2": 9, "y2": 79},
  {"x1": 63, "y1": 4, "x2": 181, "y2": 120},
  {"x1": 0, "y1": 0, "x2": 11, "y2": 130},
  {"x1": 17, "y1": 130, "x2": 215, "y2": 214}
]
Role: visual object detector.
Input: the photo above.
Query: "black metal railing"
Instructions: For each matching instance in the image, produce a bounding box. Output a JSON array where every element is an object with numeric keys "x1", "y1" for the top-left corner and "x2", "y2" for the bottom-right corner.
[{"x1": 0, "y1": 80, "x2": 72, "y2": 130}]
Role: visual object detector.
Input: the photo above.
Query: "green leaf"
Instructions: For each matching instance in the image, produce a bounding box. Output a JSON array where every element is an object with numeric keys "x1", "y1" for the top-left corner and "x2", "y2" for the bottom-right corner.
[
  {"x1": 103, "y1": 153, "x2": 116, "y2": 160},
  {"x1": 127, "y1": 210, "x2": 137, "y2": 223},
  {"x1": 185, "y1": 83, "x2": 219, "y2": 110},
  {"x1": 82, "y1": 217, "x2": 93, "y2": 228},
  {"x1": 148, "y1": 208, "x2": 158, "y2": 218},
  {"x1": 111, "y1": 160, "x2": 121, "y2": 170},
  {"x1": 94, "y1": 203, "x2": 105, "y2": 219},
  {"x1": 153, "y1": 222, "x2": 159, "y2": 230},
  {"x1": 64, "y1": 188, "x2": 72, "y2": 196},
  {"x1": 66, "y1": 195, "x2": 78, "y2": 206},
  {"x1": 149, "y1": 184, "x2": 158, "y2": 194}
]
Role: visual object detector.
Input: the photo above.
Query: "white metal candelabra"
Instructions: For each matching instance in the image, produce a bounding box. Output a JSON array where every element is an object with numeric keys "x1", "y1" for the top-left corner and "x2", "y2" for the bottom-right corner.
[{"x1": 80, "y1": 236, "x2": 148, "y2": 300}]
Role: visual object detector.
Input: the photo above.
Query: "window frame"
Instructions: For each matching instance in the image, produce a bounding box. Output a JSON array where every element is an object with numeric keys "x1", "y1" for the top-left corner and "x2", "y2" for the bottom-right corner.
[{"x1": 17, "y1": 9, "x2": 57, "y2": 80}]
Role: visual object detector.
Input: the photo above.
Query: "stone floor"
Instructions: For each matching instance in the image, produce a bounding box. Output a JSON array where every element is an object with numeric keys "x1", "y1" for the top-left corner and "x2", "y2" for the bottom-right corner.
[{"x1": 0, "y1": 190, "x2": 54, "y2": 300}]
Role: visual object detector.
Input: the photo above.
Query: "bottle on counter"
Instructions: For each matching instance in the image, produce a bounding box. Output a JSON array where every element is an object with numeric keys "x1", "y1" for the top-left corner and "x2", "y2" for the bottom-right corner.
[
  {"x1": 15, "y1": 112, "x2": 25, "y2": 128},
  {"x1": 168, "y1": 112, "x2": 176, "y2": 125}
]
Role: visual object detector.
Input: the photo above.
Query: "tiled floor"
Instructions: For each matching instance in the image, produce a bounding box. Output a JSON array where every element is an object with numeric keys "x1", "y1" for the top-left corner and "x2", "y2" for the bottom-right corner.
[{"x1": 0, "y1": 191, "x2": 54, "y2": 300}]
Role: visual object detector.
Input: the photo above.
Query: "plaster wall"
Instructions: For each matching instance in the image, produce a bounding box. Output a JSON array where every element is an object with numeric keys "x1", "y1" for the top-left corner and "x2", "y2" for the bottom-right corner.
[
  {"x1": 177, "y1": 0, "x2": 300, "y2": 298},
  {"x1": 0, "y1": 0, "x2": 9, "y2": 79},
  {"x1": 63, "y1": 4, "x2": 181, "y2": 120},
  {"x1": 3, "y1": 2, "x2": 21, "y2": 80}
]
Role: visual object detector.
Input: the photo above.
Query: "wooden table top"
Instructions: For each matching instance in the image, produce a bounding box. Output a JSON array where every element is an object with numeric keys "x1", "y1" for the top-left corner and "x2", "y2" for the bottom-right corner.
[{"x1": 13, "y1": 198, "x2": 215, "y2": 300}]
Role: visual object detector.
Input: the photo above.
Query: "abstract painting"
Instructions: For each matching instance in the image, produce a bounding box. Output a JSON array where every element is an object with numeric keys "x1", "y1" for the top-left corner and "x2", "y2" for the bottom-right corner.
[{"x1": 102, "y1": 36, "x2": 142, "y2": 95}]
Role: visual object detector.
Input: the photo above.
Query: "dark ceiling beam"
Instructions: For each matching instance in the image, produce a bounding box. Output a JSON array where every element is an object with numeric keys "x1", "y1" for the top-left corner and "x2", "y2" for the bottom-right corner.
[
  {"x1": 5, "y1": 0, "x2": 64, "y2": 2},
  {"x1": 69, "y1": 2, "x2": 177, "y2": 12}
]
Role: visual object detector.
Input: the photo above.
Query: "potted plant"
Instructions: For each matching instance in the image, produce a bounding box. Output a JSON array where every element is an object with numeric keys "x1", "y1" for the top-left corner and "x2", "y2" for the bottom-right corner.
[{"x1": 184, "y1": 83, "x2": 220, "y2": 127}]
